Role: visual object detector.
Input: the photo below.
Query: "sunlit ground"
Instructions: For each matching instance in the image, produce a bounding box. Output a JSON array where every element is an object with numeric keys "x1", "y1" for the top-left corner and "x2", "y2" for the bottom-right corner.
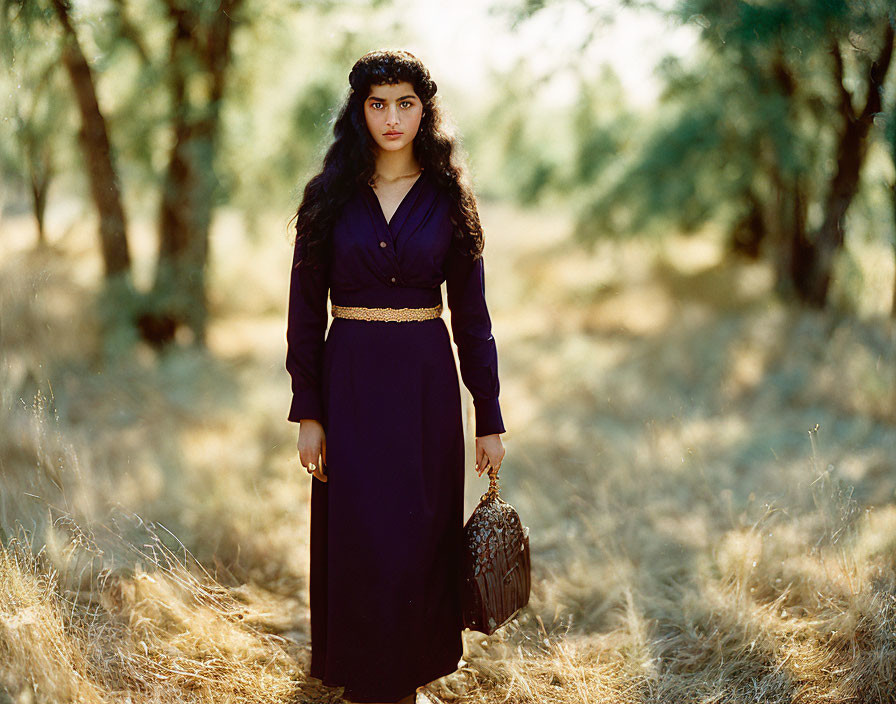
[{"x1": 1, "y1": 193, "x2": 895, "y2": 703}]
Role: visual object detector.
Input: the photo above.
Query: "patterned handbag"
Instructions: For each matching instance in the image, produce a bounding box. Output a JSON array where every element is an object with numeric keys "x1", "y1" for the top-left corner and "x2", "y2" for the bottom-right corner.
[{"x1": 461, "y1": 464, "x2": 531, "y2": 635}]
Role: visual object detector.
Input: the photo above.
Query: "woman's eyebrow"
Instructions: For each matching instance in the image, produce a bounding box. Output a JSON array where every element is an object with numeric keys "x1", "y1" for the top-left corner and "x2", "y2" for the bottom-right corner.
[{"x1": 367, "y1": 94, "x2": 417, "y2": 101}]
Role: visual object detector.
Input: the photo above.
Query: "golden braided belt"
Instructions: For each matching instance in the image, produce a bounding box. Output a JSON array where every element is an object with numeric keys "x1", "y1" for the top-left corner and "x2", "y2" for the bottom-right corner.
[{"x1": 331, "y1": 302, "x2": 443, "y2": 322}]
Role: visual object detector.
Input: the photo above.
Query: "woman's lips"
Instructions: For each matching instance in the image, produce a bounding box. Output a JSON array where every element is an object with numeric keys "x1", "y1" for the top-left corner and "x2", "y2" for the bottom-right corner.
[{"x1": 384, "y1": 132, "x2": 403, "y2": 138}]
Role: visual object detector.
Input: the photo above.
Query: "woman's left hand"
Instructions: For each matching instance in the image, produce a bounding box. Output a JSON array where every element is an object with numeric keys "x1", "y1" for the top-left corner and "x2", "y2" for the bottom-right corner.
[{"x1": 474, "y1": 433, "x2": 505, "y2": 477}]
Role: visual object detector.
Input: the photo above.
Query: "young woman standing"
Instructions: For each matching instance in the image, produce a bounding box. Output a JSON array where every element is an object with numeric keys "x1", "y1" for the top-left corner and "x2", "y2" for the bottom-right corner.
[{"x1": 286, "y1": 48, "x2": 507, "y2": 704}]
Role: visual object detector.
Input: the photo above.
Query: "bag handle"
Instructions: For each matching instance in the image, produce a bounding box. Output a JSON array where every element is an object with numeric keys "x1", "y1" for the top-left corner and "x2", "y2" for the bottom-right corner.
[{"x1": 479, "y1": 463, "x2": 501, "y2": 502}]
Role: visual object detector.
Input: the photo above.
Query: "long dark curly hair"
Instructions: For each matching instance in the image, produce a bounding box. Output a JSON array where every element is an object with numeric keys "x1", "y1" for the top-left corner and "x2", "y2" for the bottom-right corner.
[{"x1": 289, "y1": 48, "x2": 486, "y2": 271}]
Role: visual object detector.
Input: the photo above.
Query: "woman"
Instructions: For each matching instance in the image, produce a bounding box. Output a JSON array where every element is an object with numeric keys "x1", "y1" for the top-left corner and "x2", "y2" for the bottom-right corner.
[{"x1": 285, "y1": 48, "x2": 507, "y2": 704}]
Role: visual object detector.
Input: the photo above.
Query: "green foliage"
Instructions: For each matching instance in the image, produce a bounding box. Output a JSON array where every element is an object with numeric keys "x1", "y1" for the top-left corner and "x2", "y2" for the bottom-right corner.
[
  {"x1": 0, "y1": 0, "x2": 72, "y2": 213},
  {"x1": 885, "y1": 95, "x2": 896, "y2": 169},
  {"x1": 462, "y1": 59, "x2": 632, "y2": 207},
  {"x1": 573, "y1": 54, "x2": 778, "y2": 244},
  {"x1": 568, "y1": 68, "x2": 626, "y2": 187},
  {"x1": 222, "y1": 8, "x2": 383, "y2": 223},
  {"x1": 2, "y1": 0, "x2": 387, "y2": 224},
  {"x1": 546, "y1": 0, "x2": 896, "y2": 305}
]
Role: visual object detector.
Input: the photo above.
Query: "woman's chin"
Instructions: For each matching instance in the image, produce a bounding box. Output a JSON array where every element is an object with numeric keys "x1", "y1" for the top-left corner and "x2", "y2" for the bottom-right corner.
[{"x1": 379, "y1": 142, "x2": 409, "y2": 152}]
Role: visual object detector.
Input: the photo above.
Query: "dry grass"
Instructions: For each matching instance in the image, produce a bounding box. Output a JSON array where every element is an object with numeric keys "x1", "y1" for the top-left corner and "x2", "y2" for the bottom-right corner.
[
  {"x1": 1, "y1": 201, "x2": 895, "y2": 703},
  {"x1": 0, "y1": 533, "x2": 305, "y2": 704}
]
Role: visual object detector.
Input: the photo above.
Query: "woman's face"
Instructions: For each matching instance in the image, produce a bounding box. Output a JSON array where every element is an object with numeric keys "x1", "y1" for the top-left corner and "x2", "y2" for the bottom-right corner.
[{"x1": 363, "y1": 81, "x2": 424, "y2": 155}]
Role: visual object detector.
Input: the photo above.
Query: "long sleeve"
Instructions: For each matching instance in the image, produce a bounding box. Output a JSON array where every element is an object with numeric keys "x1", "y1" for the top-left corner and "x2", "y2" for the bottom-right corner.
[
  {"x1": 285, "y1": 235, "x2": 330, "y2": 424},
  {"x1": 445, "y1": 243, "x2": 506, "y2": 437}
]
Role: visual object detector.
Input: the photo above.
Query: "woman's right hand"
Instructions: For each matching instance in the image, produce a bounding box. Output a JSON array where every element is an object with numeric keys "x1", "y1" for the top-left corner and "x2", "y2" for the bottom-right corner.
[{"x1": 297, "y1": 419, "x2": 328, "y2": 482}]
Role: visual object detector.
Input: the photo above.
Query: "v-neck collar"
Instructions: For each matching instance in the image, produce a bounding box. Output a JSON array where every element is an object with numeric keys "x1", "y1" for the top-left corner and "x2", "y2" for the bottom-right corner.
[{"x1": 367, "y1": 170, "x2": 426, "y2": 231}]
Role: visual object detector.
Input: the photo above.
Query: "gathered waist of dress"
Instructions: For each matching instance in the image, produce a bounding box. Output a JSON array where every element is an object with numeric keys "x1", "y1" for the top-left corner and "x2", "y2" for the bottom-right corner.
[{"x1": 329, "y1": 286, "x2": 442, "y2": 310}]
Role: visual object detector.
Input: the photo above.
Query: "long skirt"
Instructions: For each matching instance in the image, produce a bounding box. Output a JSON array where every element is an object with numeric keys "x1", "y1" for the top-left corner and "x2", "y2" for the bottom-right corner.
[{"x1": 308, "y1": 314, "x2": 466, "y2": 702}]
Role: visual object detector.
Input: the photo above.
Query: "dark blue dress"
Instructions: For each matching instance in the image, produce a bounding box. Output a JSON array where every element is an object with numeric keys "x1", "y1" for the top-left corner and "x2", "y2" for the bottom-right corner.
[{"x1": 285, "y1": 169, "x2": 506, "y2": 702}]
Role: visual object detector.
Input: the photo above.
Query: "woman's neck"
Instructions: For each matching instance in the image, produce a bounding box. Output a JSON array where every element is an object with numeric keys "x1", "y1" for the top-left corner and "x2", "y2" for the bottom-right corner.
[{"x1": 374, "y1": 147, "x2": 421, "y2": 181}]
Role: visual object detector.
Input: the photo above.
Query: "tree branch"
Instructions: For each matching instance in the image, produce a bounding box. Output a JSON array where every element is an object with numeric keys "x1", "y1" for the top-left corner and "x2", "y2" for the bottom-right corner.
[
  {"x1": 858, "y1": 21, "x2": 894, "y2": 123},
  {"x1": 829, "y1": 37, "x2": 855, "y2": 125}
]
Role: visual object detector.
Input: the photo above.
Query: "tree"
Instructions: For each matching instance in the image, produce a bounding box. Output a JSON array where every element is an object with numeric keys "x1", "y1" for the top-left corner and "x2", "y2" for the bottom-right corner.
[
  {"x1": 50, "y1": 0, "x2": 133, "y2": 278},
  {"x1": 144, "y1": 0, "x2": 245, "y2": 347},
  {"x1": 661, "y1": 0, "x2": 894, "y2": 307},
  {"x1": 511, "y1": 0, "x2": 895, "y2": 309},
  {"x1": 5, "y1": 0, "x2": 376, "y2": 351},
  {"x1": 0, "y1": 2, "x2": 67, "y2": 247},
  {"x1": 7, "y1": 0, "x2": 246, "y2": 349},
  {"x1": 787, "y1": 20, "x2": 893, "y2": 306},
  {"x1": 1, "y1": 0, "x2": 134, "y2": 273}
]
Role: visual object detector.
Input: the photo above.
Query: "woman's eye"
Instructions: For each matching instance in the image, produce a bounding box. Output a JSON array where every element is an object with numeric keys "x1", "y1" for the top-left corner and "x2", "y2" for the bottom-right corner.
[{"x1": 369, "y1": 100, "x2": 414, "y2": 109}]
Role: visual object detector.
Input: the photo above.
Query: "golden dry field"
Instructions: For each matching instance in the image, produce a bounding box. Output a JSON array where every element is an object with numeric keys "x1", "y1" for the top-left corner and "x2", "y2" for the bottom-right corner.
[{"x1": 2, "y1": 197, "x2": 895, "y2": 703}]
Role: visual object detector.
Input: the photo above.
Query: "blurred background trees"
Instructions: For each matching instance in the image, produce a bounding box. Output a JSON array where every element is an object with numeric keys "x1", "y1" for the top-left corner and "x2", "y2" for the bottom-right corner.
[
  {"x1": 0, "y1": 2, "x2": 69, "y2": 249},
  {"x1": 1, "y1": 0, "x2": 894, "y2": 334},
  {"x1": 1, "y1": 0, "x2": 376, "y2": 352},
  {"x1": 509, "y1": 0, "x2": 895, "y2": 312}
]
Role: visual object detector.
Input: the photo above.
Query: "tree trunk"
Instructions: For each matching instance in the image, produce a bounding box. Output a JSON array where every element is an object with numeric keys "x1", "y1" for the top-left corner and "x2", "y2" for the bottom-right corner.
[
  {"x1": 50, "y1": 0, "x2": 131, "y2": 277},
  {"x1": 145, "y1": 0, "x2": 242, "y2": 348},
  {"x1": 791, "y1": 24, "x2": 894, "y2": 307},
  {"x1": 26, "y1": 144, "x2": 51, "y2": 248},
  {"x1": 762, "y1": 48, "x2": 808, "y2": 299},
  {"x1": 759, "y1": 133, "x2": 808, "y2": 300},
  {"x1": 730, "y1": 190, "x2": 766, "y2": 258}
]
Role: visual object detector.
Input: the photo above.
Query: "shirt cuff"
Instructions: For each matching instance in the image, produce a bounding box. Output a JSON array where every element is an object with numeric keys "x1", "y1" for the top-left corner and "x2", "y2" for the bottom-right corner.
[
  {"x1": 473, "y1": 396, "x2": 506, "y2": 437},
  {"x1": 287, "y1": 389, "x2": 324, "y2": 424}
]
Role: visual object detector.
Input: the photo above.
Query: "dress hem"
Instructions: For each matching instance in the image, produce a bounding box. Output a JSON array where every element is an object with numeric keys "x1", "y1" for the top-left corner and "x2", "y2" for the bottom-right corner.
[{"x1": 308, "y1": 641, "x2": 463, "y2": 703}]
